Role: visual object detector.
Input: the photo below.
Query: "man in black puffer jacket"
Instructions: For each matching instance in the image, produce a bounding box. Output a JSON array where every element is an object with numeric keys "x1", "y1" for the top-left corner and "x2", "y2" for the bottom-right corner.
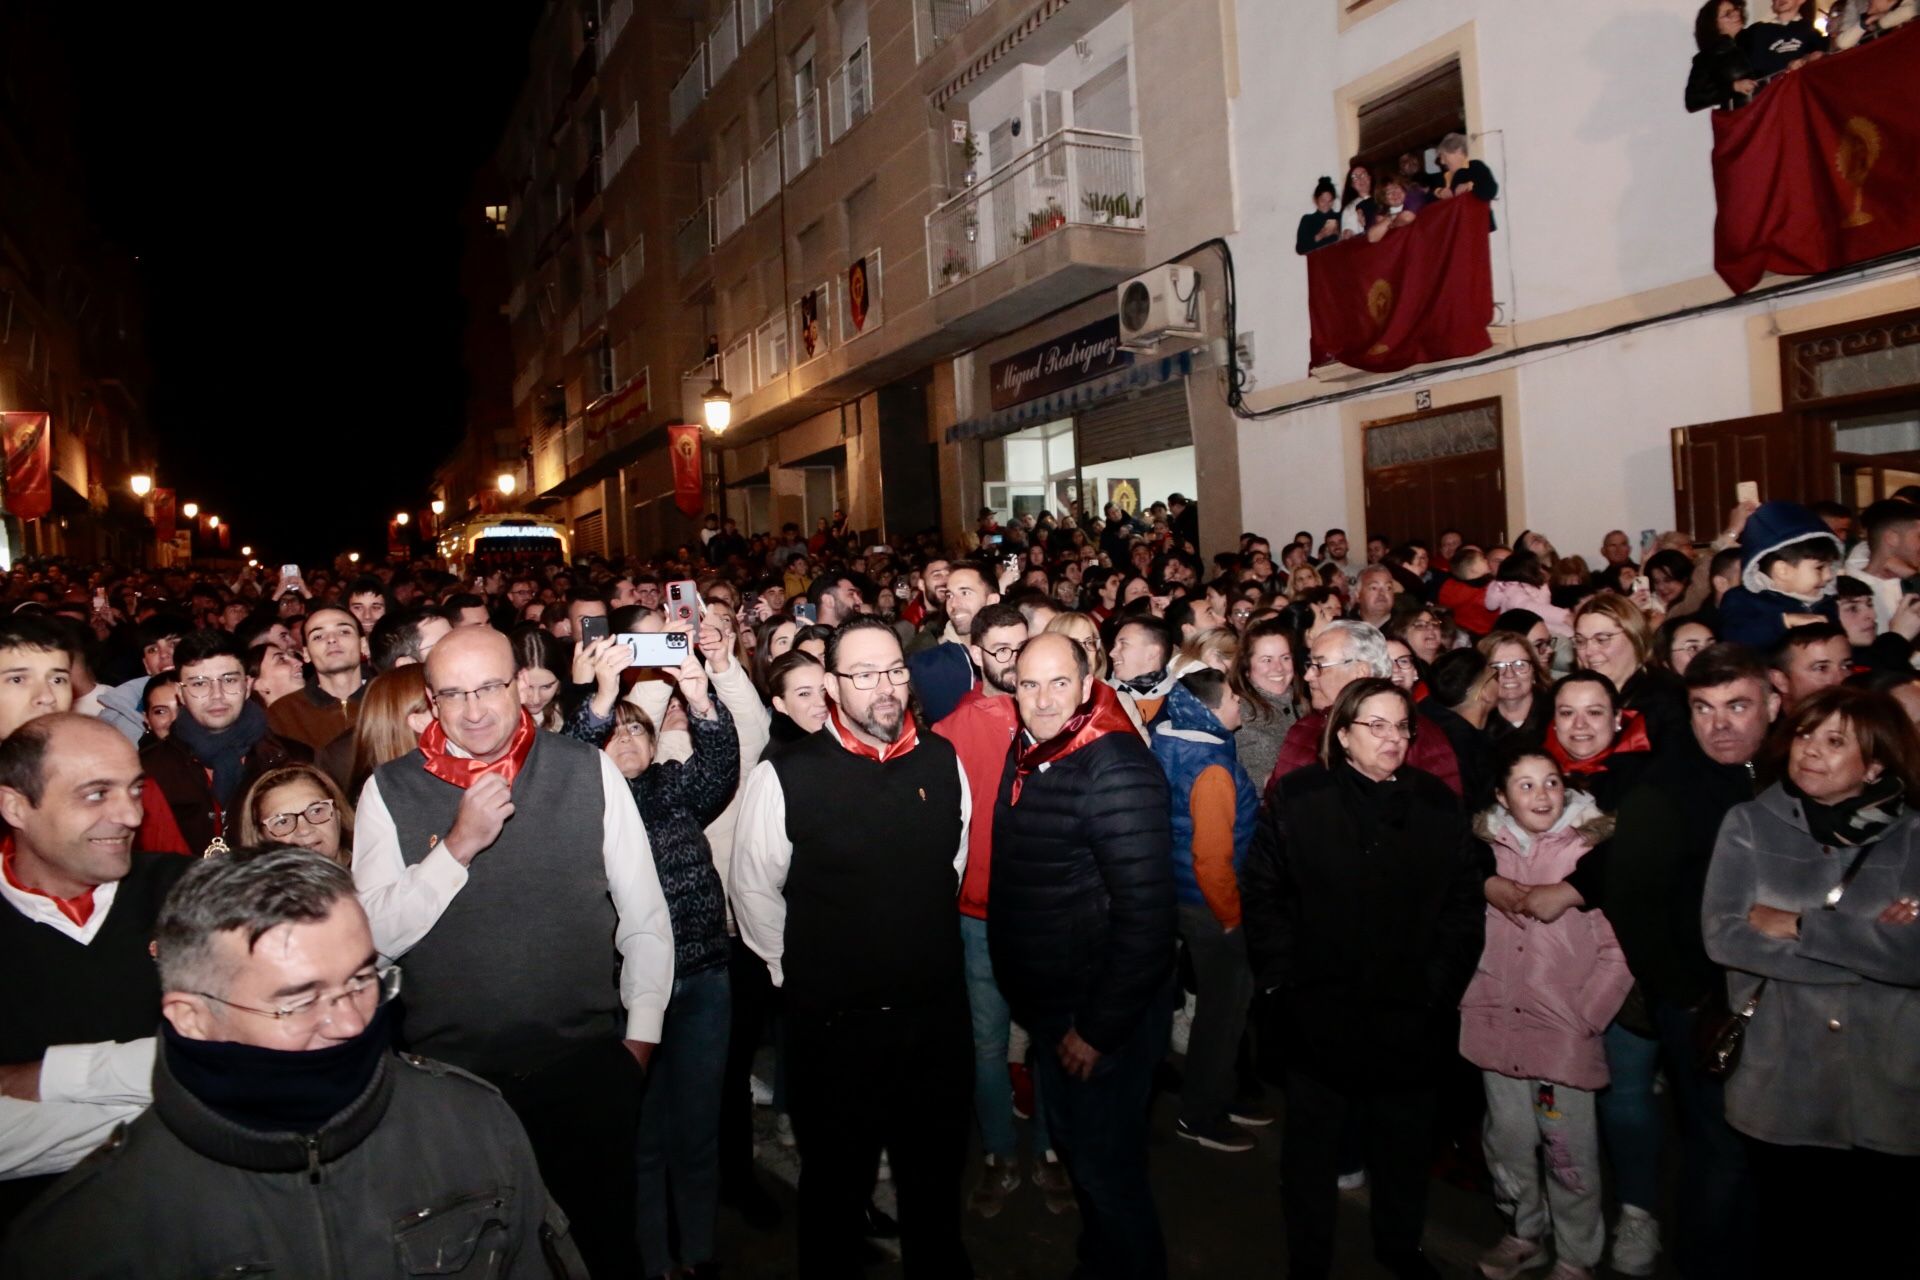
[{"x1": 989, "y1": 633, "x2": 1176, "y2": 1280}]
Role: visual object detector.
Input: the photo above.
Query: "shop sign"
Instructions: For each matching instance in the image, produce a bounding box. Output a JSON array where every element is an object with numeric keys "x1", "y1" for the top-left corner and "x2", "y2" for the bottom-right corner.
[{"x1": 989, "y1": 317, "x2": 1133, "y2": 411}]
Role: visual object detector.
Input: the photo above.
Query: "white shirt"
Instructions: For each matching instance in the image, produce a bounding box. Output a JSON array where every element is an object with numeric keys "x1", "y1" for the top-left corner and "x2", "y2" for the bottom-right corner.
[
  {"x1": 0, "y1": 877, "x2": 119, "y2": 947},
  {"x1": 351, "y1": 746, "x2": 675, "y2": 1043},
  {"x1": 729, "y1": 724, "x2": 970, "y2": 988},
  {"x1": 1, "y1": 1038, "x2": 156, "y2": 1181}
]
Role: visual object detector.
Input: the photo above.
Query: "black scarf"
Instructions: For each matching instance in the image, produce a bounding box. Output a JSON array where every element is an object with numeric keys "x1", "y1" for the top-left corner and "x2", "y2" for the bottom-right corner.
[
  {"x1": 161, "y1": 1000, "x2": 393, "y2": 1134},
  {"x1": 1785, "y1": 774, "x2": 1908, "y2": 849},
  {"x1": 1117, "y1": 667, "x2": 1173, "y2": 698},
  {"x1": 171, "y1": 699, "x2": 270, "y2": 808}
]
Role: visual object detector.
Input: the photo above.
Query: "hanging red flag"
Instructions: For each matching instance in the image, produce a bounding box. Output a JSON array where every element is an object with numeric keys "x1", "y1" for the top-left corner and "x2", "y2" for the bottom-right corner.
[
  {"x1": 668, "y1": 423, "x2": 704, "y2": 519},
  {"x1": 151, "y1": 487, "x2": 176, "y2": 538},
  {"x1": 1305, "y1": 195, "x2": 1494, "y2": 374},
  {"x1": 2, "y1": 412, "x2": 52, "y2": 522},
  {"x1": 1712, "y1": 29, "x2": 1920, "y2": 295}
]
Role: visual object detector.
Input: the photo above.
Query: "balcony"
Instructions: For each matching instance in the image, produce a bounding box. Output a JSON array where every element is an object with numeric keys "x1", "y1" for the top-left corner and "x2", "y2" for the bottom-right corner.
[
  {"x1": 676, "y1": 201, "x2": 714, "y2": 276},
  {"x1": 786, "y1": 91, "x2": 822, "y2": 177},
  {"x1": 825, "y1": 41, "x2": 873, "y2": 145},
  {"x1": 601, "y1": 105, "x2": 639, "y2": 188},
  {"x1": 926, "y1": 129, "x2": 1148, "y2": 338},
  {"x1": 709, "y1": 4, "x2": 739, "y2": 84},
  {"x1": 715, "y1": 168, "x2": 747, "y2": 243},
  {"x1": 748, "y1": 133, "x2": 782, "y2": 215},
  {"x1": 597, "y1": 0, "x2": 632, "y2": 62},
  {"x1": 607, "y1": 238, "x2": 643, "y2": 308},
  {"x1": 670, "y1": 47, "x2": 707, "y2": 132},
  {"x1": 742, "y1": 0, "x2": 773, "y2": 44},
  {"x1": 919, "y1": 0, "x2": 990, "y2": 56}
]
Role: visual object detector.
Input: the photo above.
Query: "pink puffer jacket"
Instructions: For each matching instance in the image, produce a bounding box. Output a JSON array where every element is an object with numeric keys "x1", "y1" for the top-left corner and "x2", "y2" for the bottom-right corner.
[
  {"x1": 1481, "y1": 580, "x2": 1573, "y2": 638},
  {"x1": 1459, "y1": 793, "x2": 1635, "y2": 1090}
]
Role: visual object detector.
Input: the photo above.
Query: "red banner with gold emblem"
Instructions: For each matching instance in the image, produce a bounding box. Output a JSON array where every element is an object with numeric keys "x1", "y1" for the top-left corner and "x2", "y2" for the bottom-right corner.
[
  {"x1": 1712, "y1": 28, "x2": 1920, "y2": 295},
  {"x1": 1305, "y1": 195, "x2": 1494, "y2": 374},
  {"x1": 668, "y1": 423, "x2": 704, "y2": 519},
  {"x1": 1, "y1": 411, "x2": 52, "y2": 522}
]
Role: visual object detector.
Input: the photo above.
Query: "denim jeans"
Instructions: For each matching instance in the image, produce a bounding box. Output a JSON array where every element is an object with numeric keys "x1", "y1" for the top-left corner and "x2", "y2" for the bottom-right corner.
[
  {"x1": 1030, "y1": 984, "x2": 1173, "y2": 1280},
  {"x1": 636, "y1": 967, "x2": 731, "y2": 1274},
  {"x1": 1598, "y1": 1021, "x2": 1663, "y2": 1212},
  {"x1": 1650, "y1": 998, "x2": 1754, "y2": 1279},
  {"x1": 960, "y1": 914, "x2": 1050, "y2": 1159},
  {"x1": 1176, "y1": 904, "x2": 1254, "y2": 1128}
]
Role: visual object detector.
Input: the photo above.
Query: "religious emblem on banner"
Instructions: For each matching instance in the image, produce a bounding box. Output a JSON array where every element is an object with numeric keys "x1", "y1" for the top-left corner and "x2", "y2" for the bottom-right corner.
[
  {"x1": 848, "y1": 257, "x2": 871, "y2": 334},
  {"x1": 668, "y1": 423, "x2": 704, "y2": 519},
  {"x1": 1836, "y1": 116, "x2": 1882, "y2": 228},
  {"x1": 799, "y1": 289, "x2": 822, "y2": 358}
]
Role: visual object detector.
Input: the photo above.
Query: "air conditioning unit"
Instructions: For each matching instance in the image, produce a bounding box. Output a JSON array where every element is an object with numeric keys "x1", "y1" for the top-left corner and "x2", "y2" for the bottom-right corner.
[{"x1": 1117, "y1": 266, "x2": 1203, "y2": 350}]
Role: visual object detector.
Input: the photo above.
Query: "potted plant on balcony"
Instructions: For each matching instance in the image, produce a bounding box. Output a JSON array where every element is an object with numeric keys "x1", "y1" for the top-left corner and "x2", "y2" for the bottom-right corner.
[
  {"x1": 1115, "y1": 192, "x2": 1144, "y2": 230},
  {"x1": 940, "y1": 247, "x2": 970, "y2": 285},
  {"x1": 1084, "y1": 192, "x2": 1115, "y2": 226},
  {"x1": 960, "y1": 131, "x2": 980, "y2": 186}
]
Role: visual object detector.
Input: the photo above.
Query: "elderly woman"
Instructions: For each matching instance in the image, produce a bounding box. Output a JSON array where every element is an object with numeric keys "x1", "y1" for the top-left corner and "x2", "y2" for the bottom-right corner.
[
  {"x1": 1242, "y1": 677, "x2": 1486, "y2": 1279},
  {"x1": 1572, "y1": 594, "x2": 1686, "y2": 750},
  {"x1": 234, "y1": 763, "x2": 355, "y2": 867},
  {"x1": 1702, "y1": 685, "x2": 1920, "y2": 1275}
]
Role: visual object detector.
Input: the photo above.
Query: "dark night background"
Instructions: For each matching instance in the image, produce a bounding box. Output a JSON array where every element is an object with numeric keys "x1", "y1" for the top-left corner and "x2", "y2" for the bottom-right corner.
[{"x1": 41, "y1": 1, "x2": 545, "y2": 564}]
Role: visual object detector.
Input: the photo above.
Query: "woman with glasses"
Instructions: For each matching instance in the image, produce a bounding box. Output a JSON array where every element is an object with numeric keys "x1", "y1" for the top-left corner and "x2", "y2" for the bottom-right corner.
[
  {"x1": 1652, "y1": 614, "x2": 1717, "y2": 679},
  {"x1": 1478, "y1": 628, "x2": 1552, "y2": 747},
  {"x1": 1572, "y1": 595, "x2": 1686, "y2": 751},
  {"x1": 1241, "y1": 677, "x2": 1487, "y2": 1279},
  {"x1": 235, "y1": 764, "x2": 355, "y2": 867},
  {"x1": 1230, "y1": 617, "x2": 1304, "y2": 789},
  {"x1": 1045, "y1": 610, "x2": 1111, "y2": 680}
]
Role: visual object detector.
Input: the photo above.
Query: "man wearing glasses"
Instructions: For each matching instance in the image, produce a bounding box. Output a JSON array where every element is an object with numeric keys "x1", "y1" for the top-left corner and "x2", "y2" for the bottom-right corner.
[
  {"x1": 143, "y1": 630, "x2": 312, "y2": 854},
  {"x1": 351, "y1": 624, "x2": 673, "y2": 1278},
  {"x1": 732, "y1": 615, "x2": 975, "y2": 1276},
  {"x1": 2, "y1": 848, "x2": 585, "y2": 1277}
]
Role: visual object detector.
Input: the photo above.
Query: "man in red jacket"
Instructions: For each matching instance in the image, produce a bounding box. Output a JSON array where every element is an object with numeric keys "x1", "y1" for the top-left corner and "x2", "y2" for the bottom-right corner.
[
  {"x1": 1267, "y1": 621, "x2": 1461, "y2": 797},
  {"x1": 932, "y1": 603, "x2": 1073, "y2": 1216}
]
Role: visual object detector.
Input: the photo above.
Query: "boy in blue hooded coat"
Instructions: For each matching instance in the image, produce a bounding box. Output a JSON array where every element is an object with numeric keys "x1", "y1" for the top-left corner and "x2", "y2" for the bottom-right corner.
[{"x1": 1717, "y1": 500, "x2": 1842, "y2": 649}]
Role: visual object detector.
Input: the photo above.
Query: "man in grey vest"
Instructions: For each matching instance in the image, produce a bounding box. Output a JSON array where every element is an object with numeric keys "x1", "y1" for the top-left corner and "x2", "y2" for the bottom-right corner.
[{"x1": 352, "y1": 626, "x2": 673, "y2": 1278}]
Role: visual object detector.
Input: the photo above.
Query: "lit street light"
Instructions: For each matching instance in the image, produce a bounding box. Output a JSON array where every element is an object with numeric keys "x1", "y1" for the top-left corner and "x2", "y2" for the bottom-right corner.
[
  {"x1": 207, "y1": 515, "x2": 220, "y2": 529},
  {"x1": 241, "y1": 545, "x2": 253, "y2": 557},
  {"x1": 182, "y1": 502, "x2": 199, "y2": 519},
  {"x1": 396, "y1": 511, "x2": 411, "y2": 526},
  {"x1": 348, "y1": 551, "x2": 361, "y2": 564},
  {"x1": 130, "y1": 474, "x2": 152, "y2": 497},
  {"x1": 702, "y1": 376, "x2": 733, "y2": 434},
  {"x1": 431, "y1": 499, "x2": 446, "y2": 516},
  {"x1": 497, "y1": 473, "x2": 517, "y2": 496}
]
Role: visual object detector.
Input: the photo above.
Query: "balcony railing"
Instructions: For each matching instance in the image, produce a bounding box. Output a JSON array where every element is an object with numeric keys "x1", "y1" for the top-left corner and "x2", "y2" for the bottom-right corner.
[
  {"x1": 926, "y1": 129, "x2": 1144, "y2": 291},
  {"x1": 786, "y1": 91, "x2": 822, "y2": 176},
  {"x1": 676, "y1": 200, "x2": 714, "y2": 275},
  {"x1": 709, "y1": 4, "x2": 739, "y2": 83},
  {"x1": 607, "y1": 238, "x2": 643, "y2": 308},
  {"x1": 512, "y1": 359, "x2": 544, "y2": 407},
  {"x1": 724, "y1": 336, "x2": 755, "y2": 401},
  {"x1": 826, "y1": 41, "x2": 873, "y2": 144},
  {"x1": 562, "y1": 307, "x2": 581, "y2": 352},
  {"x1": 742, "y1": 0, "x2": 774, "y2": 43},
  {"x1": 670, "y1": 47, "x2": 707, "y2": 131},
  {"x1": 922, "y1": 0, "x2": 989, "y2": 54},
  {"x1": 749, "y1": 133, "x2": 782, "y2": 214},
  {"x1": 601, "y1": 105, "x2": 639, "y2": 188},
  {"x1": 598, "y1": 0, "x2": 632, "y2": 62},
  {"x1": 715, "y1": 168, "x2": 747, "y2": 242},
  {"x1": 755, "y1": 313, "x2": 788, "y2": 383}
]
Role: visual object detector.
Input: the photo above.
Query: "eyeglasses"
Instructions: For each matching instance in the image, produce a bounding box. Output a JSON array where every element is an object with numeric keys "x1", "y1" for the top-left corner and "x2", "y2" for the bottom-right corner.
[
  {"x1": 1352, "y1": 717, "x2": 1413, "y2": 741},
  {"x1": 260, "y1": 799, "x2": 337, "y2": 838},
  {"x1": 1408, "y1": 621, "x2": 1440, "y2": 633},
  {"x1": 432, "y1": 679, "x2": 513, "y2": 706},
  {"x1": 197, "y1": 965, "x2": 401, "y2": 1031},
  {"x1": 833, "y1": 666, "x2": 912, "y2": 690},
  {"x1": 1490, "y1": 659, "x2": 1534, "y2": 674},
  {"x1": 1390, "y1": 655, "x2": 1418, "y2": 671},
  {"x1": 181, "y1": 673, "x2": 247, "y2": 699},
  {"x1": 1531, "y1": 638, "x2": 1555, "y2": 656},
  {"x1": 607, "y1": 725, "x2": 652, "y2": 745},
  {"x1": 1306, "y1": 656, "x2": 1358, "y2": 672},
  {"x1": 1572, "y1": 631, "x2": 1621, "y2": 650},
  {"x1": 978, "y1": 644, "x2": 1021, "y2": 663}
]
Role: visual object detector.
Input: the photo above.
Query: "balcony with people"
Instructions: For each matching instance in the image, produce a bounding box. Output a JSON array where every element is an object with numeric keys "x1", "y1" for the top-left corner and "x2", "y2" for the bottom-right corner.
[{"x1": 1690, "y1": 1, "x2": 1920, "y2": 294}]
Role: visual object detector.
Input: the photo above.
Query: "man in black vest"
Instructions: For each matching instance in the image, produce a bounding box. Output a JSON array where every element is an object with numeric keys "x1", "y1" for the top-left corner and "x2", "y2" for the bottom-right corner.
[
  {"x1": 732, "y1": 615, "x2": 973, "y2": 1278},
  {"x1": 990, "y1": 633, "x2": 1177, "y2": 1280},
  {"x1": 0, "y1": 714, "x2": 186, "y2": 1226},
  {"x1": 351, "y1": 625, "x2": 674, "y2": 1278}
]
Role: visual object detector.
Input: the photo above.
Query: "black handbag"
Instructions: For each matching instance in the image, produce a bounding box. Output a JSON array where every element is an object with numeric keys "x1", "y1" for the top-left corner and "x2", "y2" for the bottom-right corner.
[{"x1": 1702, "y1": 839, "x2": 1878, "y2": 1078}]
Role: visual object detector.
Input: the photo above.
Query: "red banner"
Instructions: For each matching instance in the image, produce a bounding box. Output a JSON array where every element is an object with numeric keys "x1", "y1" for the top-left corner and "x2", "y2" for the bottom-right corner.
[
  {"x1": 151, "y1": 487, "x2": 176, "y2": 539},
  {"x1": 1306, "y1": 195, "x2": 1494, "y2": 373},
  {"x1": 2, "y1": 411, "x2": 52, "y2": 522},
  {"x1": 1712, "y1": 28, "x2": 1920, "y2": 295},
  {"x1": 668, "y1": 423, "x2": 704, "y2": 519},
  {"x1": 586, "y1": 369, "x2": 650, "y2": 443}
]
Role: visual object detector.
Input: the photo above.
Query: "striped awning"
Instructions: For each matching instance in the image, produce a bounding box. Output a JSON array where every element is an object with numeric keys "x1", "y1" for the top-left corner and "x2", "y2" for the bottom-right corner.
[{"x1": 944, "y1": 348, "x2": 1194, "y2": 444}]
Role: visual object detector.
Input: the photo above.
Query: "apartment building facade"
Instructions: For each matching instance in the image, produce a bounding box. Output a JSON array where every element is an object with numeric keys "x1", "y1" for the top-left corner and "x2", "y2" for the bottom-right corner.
[
  {"x1": 1227, "y1": 0, "x2": 1920, "y2": 560},
  {"x1": 484, "y1": 0, "x2": 1248, "y2": 558}
]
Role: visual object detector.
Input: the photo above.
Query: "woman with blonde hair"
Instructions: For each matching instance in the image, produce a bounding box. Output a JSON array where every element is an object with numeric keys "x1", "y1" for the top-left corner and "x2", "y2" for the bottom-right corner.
[
  {"x1": 348, "y1": 665, "x2": 433, "y2": 799},
  {"x1": 234, "y1": 763, "x2": 355, "y2": 867},
  {"x1": 1045, "y1": 611, "x2": 1110, "y2": 680},
  {"x1": 1572, "y1": 593, "x2": 1685, "y2": 749},
  {"x1": 1176, "y1": 626, "x2": 1239, "y2": 677}
]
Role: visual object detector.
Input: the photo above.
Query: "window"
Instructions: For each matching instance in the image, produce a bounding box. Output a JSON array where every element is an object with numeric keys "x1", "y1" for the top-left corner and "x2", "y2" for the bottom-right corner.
[
  {"x1": 756, "y1": 314, "x2": 789, "y2": 382},
  {"x1": 1353, "y1": 60, "x2": 1465, "y2": 182},
  {"x1": 484, "y1": 204, "x2": 510, "y2": 232},
  {"x1": 595, "y1": 333, "x2": 615, "y2": 397},
  {"x1": 1073, "y1": 56, "x2": 1133, "y2": 136}
]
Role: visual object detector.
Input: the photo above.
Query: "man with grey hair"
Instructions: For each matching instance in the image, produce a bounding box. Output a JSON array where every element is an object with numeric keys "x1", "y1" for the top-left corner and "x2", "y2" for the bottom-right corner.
[
  {"x1": 1351, "y1": 565, "x2": 1397, "y2": 628},
  {"x1": 352, "y1": 624, "x2": 673, "y2": 1277},
  {"x1": 1263, "y1": 621, "x2": 1462, "y2": 795},
  {"x1": 1, "y1": 848, "x2": 585, "y2": 1278}
]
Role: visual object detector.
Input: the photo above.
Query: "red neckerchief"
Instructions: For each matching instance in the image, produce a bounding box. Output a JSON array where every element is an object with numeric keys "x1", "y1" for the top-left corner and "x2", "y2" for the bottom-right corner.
[
  {"x1": 1, "y1": 835, "x2": 95, "y2": 927},
  {"x1": 419, "y1": 709, "x2": 538, "y2": 789},
  {"x1": 826, "y1": 701, "x2": 921, "y2": 764},
  {"x1": 1547, "y1": 707, "x2": 1652, "y2": 777},
  {"x1": 1011, "y1": 682, "x2": 1137, "y2": 804}
]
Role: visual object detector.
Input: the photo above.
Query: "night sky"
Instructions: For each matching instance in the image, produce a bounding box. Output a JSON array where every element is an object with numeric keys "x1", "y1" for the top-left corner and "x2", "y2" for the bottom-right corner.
[{"x1": 46, "y1": 2, "x2": 544, "y2": 564}]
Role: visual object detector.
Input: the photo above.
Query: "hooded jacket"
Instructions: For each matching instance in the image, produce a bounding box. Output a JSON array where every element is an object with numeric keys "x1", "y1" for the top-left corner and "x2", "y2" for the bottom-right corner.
[
  {"x1": 1151, "y1": 682, "x2": 1260, "y2": 927},
  {"x1": 1718, "y1": 500, "x2": 1842, "y2": 648},
  {"x1": 1460, "y1": 793, "x2": 1634, "y2": 1091},
  {"x1": 1438, "y1": 576, "x2": 1500, "y2": 636}
]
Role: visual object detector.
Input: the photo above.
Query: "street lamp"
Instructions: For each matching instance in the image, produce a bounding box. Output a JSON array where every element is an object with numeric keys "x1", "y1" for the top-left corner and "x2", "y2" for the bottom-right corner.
[
  {"x1": 206, "y1": 515, "x2": 220, "y2": 529},
  {"x1": 396, "y1": 511, "x2": 410, "y2": 526},
  {"x1": 241, "y1": 545, "x2": 253, "y2": 557},
  {"x1": 497, "y1": 472, "x2": 517, "y2": 496},
  {"x1": 431, "y1": 499, "x2": 446, "y2": 516},
  {"x1": 182, "y1": 502, "x2": 199, "y2": 519},
  {"x1": 348, "y1": 551, "x2": 361, "y2": 564},
  {"x1": 129, "y1": 474, "x2": 152, "y2": 498},
  {"x1": 702, "y1": 375, "x2": 733, "y2": 435}
]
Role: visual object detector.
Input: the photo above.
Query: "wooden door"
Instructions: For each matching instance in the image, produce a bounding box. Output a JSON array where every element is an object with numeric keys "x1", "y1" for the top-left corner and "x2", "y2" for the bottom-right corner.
[
  {"x1": 1670, "y1": 412, "x2": 1802, "y2": 542},
  {"x1": 1365, "y1": 455, "x2": 1504, "y2": 550}
]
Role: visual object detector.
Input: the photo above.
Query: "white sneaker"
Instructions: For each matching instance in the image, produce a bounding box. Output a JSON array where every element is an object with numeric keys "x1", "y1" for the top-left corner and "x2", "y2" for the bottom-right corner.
[
  {"x1": 1336, "y1": 1169, "x2": 1367, "y2": 1192},
  {"x1": 750, "y1": 1074, "x2": 775, "y2": 1107},
  {"x1": 775, "y1": 1113, "x2": 796, "y2": 1148},
  {"x1": 1609, "y1": 1204, "x2": 1660, "y2": 1277}
]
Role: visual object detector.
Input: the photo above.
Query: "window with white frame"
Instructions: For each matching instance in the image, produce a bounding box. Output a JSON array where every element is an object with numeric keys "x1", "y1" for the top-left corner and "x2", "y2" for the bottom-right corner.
[
  {"x1": 723, "y1": 335, "x2": 755, "y2": 399},
  {"x1": 755, "y1": 313, "x2": 789, "y2": 382}
]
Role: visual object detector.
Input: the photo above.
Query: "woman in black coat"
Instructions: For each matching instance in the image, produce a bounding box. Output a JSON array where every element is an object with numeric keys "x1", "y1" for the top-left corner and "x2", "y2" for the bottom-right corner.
[
  {"x1": 1686, "y1": 0, "x2": 1759, "y2": 111},
  {"x1": 1242, "y1": 678, "x2": 1488, "y2": 1280},
  {"x1": 1296, "y1": 175, "x2": 1342, "y2": 255}
]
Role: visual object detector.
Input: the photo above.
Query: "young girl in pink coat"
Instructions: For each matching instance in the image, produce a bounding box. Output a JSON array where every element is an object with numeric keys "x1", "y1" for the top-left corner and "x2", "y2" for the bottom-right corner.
[{"x1": 1463, "y1": 748, "x2": 1635, "y2": 1280}]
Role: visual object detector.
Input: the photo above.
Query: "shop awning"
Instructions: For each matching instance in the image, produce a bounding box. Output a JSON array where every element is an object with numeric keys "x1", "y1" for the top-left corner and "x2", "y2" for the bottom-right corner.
[{"x1": 944, "y1": 347, "x2": 1194, "y2": 445}]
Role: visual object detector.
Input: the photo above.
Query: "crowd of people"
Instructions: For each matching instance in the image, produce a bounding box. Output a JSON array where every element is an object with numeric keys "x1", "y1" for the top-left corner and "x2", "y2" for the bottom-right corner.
[
  {"x1": 1, "y1": 480, "x2": 1918, "y2": 1279},
  {"x1": 1686, "y1": 0, "x2": 1913, "y2": 112},
  {"x1": 1295, "y1": 133, "x2": 1500, "y2": 257}
]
